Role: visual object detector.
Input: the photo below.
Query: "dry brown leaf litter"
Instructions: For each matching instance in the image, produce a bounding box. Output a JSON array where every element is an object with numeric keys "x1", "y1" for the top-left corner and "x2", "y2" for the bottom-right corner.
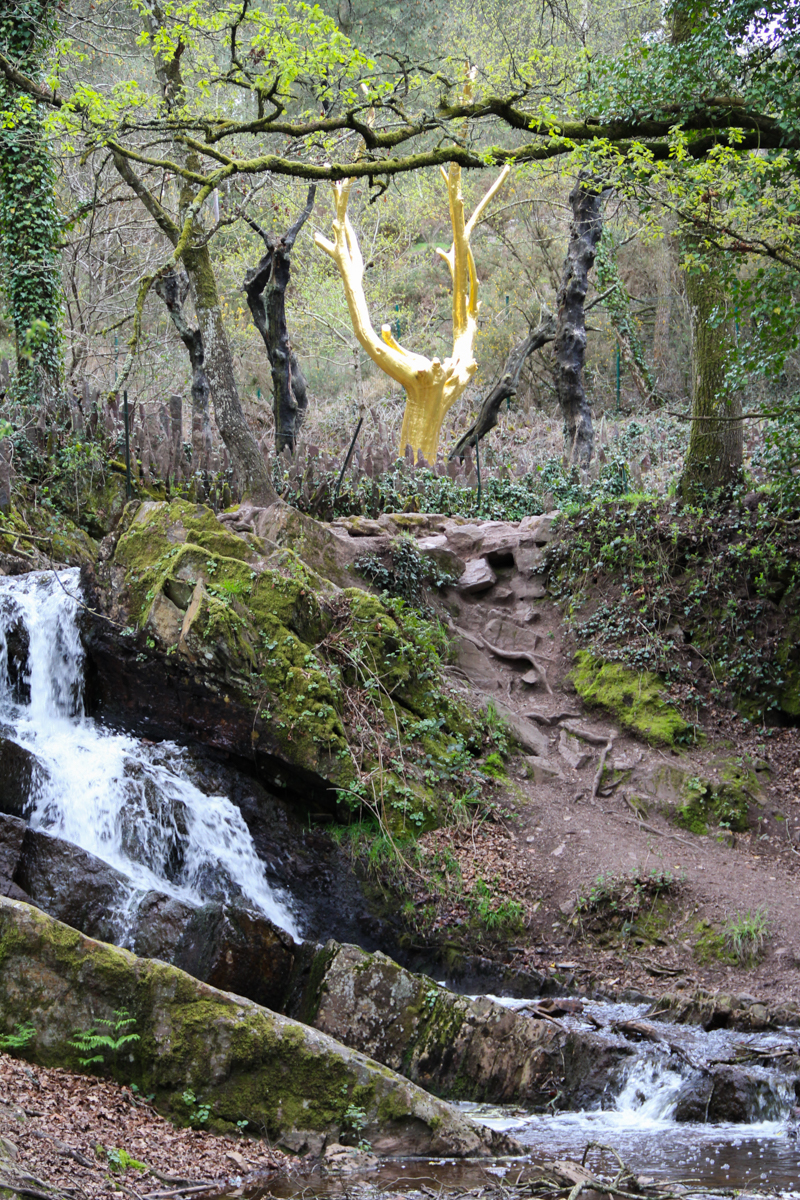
[{"x1": 0, "y1": 1051, "x2": 293, "y2": 1199}]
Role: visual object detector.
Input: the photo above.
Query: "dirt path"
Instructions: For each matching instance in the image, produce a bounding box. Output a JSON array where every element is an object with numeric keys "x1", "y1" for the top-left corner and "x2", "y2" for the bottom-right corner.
[{"x1": 431, "y1": 539, "x2": 800, "y2": 1008}]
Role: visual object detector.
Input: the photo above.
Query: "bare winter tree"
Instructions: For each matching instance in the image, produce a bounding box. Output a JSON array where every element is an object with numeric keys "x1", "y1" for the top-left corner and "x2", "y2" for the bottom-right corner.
[{"x1": 243, "y1": 186, "x2": 316, "y2": 455}]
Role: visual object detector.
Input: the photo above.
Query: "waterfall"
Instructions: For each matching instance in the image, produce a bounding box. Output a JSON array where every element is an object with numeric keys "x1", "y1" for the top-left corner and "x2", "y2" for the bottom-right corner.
[{"x1": 0, "y1": 568, "x2": 300, "y2": 939}]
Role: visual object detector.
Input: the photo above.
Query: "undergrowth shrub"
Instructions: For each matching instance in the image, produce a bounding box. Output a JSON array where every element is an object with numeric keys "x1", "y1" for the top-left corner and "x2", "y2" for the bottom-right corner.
[{"x1": 545, "y1": 490, "x2": 800, "y2": 719}]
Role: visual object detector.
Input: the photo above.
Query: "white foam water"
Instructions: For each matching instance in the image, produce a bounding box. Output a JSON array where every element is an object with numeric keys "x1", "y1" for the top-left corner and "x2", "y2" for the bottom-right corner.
[{"x1": 0, "y1": 568, "x2": 300, "y2": 939}]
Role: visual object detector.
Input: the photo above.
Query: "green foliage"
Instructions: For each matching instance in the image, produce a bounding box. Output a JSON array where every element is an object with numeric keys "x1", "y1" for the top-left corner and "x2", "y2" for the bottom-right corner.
[
  {"x1": 547, "y1": 491, "x2": 800, "y2": 721},
  {"x1": 0, "y1": 0, "x2": 63, "y2": 402},
  {"x1": 182, "y1": 1089, "x2": 211, "y2": 1127},
  {"x1": 574, "y1": 867, "x2": 680, "y2": 944},
  {"x1": 69, "y1": 1009, "x2": 140, "y2": 1070},
  {"x1": 694, "y1": 908, "x2": 770, "y2": 967},
  {"x1": 103, "y1": 1146, "x2": 147, "y2": 1174},
  {"x1": 342, "y1": 1102, "x2": 371, "y2": 1151},
  {"x1": 675, "y1": 773, "x2": 750, "y2": 836},
  {"x1": 754, "y1": 407, "x2": 800, "y2": 515},
  {"x1": 724, "y1": 907, "x2": 770, "y2": 967},
  {"x1": 0, "y1": 1022, "x2": 36, "y2": 1053},
  {"x1": 355, "y1": 534, "x2": 458, "y2": 608},
  {"x1": 470, "y1": 878, "x2": 525, "y2": 934}
]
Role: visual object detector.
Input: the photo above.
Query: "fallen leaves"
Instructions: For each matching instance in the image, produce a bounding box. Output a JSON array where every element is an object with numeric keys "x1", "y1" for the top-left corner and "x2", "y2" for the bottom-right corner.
[{"x1": 0, "y1": 1052, "x2": 292, "y2": 1200}]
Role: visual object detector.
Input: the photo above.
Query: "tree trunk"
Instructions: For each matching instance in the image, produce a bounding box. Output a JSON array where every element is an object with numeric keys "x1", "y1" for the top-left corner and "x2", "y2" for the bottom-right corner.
[
  {"x1": 183, "y1": 243, "x2": 277, "y2": 503},
  {"x1": 0, "y1": 1, "x2": 62, "y2": 408},
  {"x1": 153, "y1": 268, "x2": 211, "y2": 476},
  {"x1": 554, "y1": 178, "x2": 605, "y2": 465},
  {"x1": 679, "y1": 246, "x2": 742, "y2": 497},
  {"x1": 243, "y1": 187, "x2": 315, "y2": 455},
  {"x1": 449, "y1": 315, "x2": 556, "y2": 458}
]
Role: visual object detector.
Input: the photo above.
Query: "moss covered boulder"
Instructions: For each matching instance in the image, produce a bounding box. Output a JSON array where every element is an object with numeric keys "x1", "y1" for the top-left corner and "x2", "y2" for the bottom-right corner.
[
  {"x1": 570, "y1": 651, "x2": 689, "y2": 745},
  {"x1": 299, "y1": 941, "x2": 630, "y2": 1110},
  {"x1": 0, "y1": 895, "x2": 518, "y2": 1157},
  {"x1": 83, "y1": 500, "x2": 486, "y2": 823}
]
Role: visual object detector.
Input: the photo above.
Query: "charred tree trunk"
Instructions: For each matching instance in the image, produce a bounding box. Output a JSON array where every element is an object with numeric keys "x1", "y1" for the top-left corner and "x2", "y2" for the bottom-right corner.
[
  {"x1": 449, "y1": 315, "x2": 557, "y2": 458},
  {"x1": 154, "y1": 266, "x2": 211, "y2": 474},
  {"x1": 554, "y1": 178, "x2": 606, "y2": 465},
  {"x1": 243, "y1": 186, "x2": 316, "y2": 455}
]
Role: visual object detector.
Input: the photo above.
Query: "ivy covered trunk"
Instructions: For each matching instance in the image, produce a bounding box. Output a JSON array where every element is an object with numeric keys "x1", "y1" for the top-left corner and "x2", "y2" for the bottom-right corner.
[
  {"x1": 0, "y1": 0, "x2": 62, "y2": 406},
  {"x1": 679, "y1": 246, "x2": 742, "y2": 498},
  {"x1": 554, "y1": 178, "x2": 604, "y2": 465}
]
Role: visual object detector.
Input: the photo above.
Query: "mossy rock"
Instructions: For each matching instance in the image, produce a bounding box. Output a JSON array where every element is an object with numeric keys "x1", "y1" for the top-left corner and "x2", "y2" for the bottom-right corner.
[
  {"x1": 0, "y1": 895, "x2": 508, "y2": 1157},
  {"x1": 571, "y1": 651, "x2": 689, "y2": 745},
  {"x1": 675, "y1": 759, "x2": 761, "y2": 836},
  {"x1": 0, "y1": 503, "x2": 97, "y2": 566},
  {"x1": 107, "y1": 501, "x2": 486, "y2": 814}
]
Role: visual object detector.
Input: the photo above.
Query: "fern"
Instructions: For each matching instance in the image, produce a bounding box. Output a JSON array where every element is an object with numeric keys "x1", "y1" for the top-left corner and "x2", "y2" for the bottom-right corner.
[{"x1": 69, "y1": 1009, "x2": 139, "y2": 1069}]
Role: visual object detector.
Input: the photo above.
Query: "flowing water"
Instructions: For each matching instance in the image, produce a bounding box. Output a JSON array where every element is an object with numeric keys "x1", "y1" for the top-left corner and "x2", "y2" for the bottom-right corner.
[
  {"x1": 3, "y1": 570, "x2": 800, "y2": 1196},
  {"x1": 455, "y1": 998, "x2": 800, "y2": 1194},
  {"x1": 0, "y1": 568, "x2": 300, "y2": 939}
]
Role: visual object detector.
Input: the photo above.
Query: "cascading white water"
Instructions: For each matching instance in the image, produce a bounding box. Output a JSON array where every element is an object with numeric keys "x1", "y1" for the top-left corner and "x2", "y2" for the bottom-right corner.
[{"x1": 0, "y1": 568, "x2": 300, "y2": 939}]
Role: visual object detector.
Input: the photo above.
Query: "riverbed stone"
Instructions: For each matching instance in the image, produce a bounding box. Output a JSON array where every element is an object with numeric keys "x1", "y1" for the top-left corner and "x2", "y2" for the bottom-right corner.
[
  {"x1": 301, "y1": 941, "x2": 629, "y2": 1109},
  {"x1": 171, "y1": 902, "x2": 296, "y2": 1013},
  {"x1": 0, "y1": 736, "x2": 45, "y2": 819},
  {"x1": 0, "y1": 895, "x2": 519, "y2": 1157}
]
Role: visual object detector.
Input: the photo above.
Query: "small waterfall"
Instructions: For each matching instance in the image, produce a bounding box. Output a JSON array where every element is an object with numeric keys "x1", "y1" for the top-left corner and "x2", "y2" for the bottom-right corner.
[{"x1": 0, "y1": 568, "x2": 300, "y2": 939}]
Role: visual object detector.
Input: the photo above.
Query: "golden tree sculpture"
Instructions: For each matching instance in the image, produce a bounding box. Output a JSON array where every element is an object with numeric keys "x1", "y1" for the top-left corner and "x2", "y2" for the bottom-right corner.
[{"x1": 315, "y1": 163, "x2": 510, "y2": 462}]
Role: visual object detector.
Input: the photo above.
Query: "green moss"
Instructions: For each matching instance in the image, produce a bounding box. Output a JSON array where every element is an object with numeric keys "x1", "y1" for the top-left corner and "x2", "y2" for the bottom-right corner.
[
  {"x1": 675, "y1": 766, "x2": 754, "y2": 836},
  {"x1": 694, "y1": 918, "x2": 737, "y2": 966},
  {"x1": 571, "y1": 651, "x2": 689, "y2": 745}
]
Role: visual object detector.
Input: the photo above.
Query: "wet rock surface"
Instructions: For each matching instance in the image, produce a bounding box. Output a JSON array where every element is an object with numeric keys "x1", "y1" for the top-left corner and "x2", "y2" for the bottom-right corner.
[
  {"x1": 0, "y1": 894, "x2": 521, "y2": 1158},
  {"x1": 0, "y1": 736, "x2": 45, "y2": 820},
  {"x1": 300, "y1": 941, "x2": 630, "y2": 1109}
]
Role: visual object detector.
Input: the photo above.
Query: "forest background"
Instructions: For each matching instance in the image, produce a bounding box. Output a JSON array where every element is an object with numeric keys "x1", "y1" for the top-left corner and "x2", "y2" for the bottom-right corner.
[{"x1": 0, "y1": 0, "x2": 798, "y2": 523}]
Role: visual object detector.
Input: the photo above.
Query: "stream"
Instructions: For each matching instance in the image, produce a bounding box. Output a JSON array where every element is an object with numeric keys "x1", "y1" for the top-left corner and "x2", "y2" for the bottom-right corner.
[{"x1": 1, "y1": 570, "x2": 799, "y2": 1197}]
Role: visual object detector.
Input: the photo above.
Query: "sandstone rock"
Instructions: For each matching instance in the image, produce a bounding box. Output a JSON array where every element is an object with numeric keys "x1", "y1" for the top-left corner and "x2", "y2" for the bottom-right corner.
[
  {"x1": 0, "y1": 736, "x2": 45, "y2": 819},
  {"x1": 441, "y1": 522, "x2": 486, "y2": 555},
  {"x1": 303, "y1": 941, "x2": 628, "y2": 1110},
  {"x1": 0, "y1": 895, "x2": 518, "y2": 1157},
  {"x1": 522, "y1": 755, "x2": 566, "y2": 784},
  {"x1": 146, "y1": 590, "x2": 183, "y2": 647},
  {"x1": 483, "y1": 616, "x2": 539, "y2": 655},
  {"x1": 558, "y1": 731, "x2": 590, "y2": 771},
  {"x1": 492, "y1": 702, "x2": 551, "y2": 757},
  {"x1": 520, "y1": 513, "x2": 559, "y2": 543},
  {"x1": 457, "y1": 558, "x2": 496, "y2": 594},
  {"x1": 513, "y1": 543, "x2": 545, "y2": 577},
  {"x1": 171, "y1": 902, "x2": 296, "y2": 1013}
]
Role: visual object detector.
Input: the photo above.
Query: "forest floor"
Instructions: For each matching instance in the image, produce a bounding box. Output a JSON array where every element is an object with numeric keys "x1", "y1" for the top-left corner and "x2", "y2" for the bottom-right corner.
[
  {"x1": 0, "y1": 1051, "x2": 291, "y2": 1200},
  {"x1": 401, "y1": 584, "x2": 800, "y2": 1008}
]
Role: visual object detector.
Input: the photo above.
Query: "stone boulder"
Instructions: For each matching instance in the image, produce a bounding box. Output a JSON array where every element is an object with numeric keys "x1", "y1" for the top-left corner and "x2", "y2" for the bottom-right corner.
[
  {"x1": 171, "y1": 902, "x2": 296, "y2": 1013},
  {"x1": 10, "y1": 823, "x2": 298, "y2": 1010},
  {"x1": 0, "y1": 895, "x2": 519, "y2": 1158},
  {"x1": 299, "y1": 941, "x2": 630, "y2": 1109},
  {"x1": 13, "y1": 826, "x2": 129, "y2": 945},
  {"x1": 673, "y1": 1065, "x2": 784, "y2": 1124},
  {"x1": 0, "y1": 736, "x2": 46, "y2": 819},
  {"x1": 0, "y1": 811, "x2": 28, "y2": 901}
]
